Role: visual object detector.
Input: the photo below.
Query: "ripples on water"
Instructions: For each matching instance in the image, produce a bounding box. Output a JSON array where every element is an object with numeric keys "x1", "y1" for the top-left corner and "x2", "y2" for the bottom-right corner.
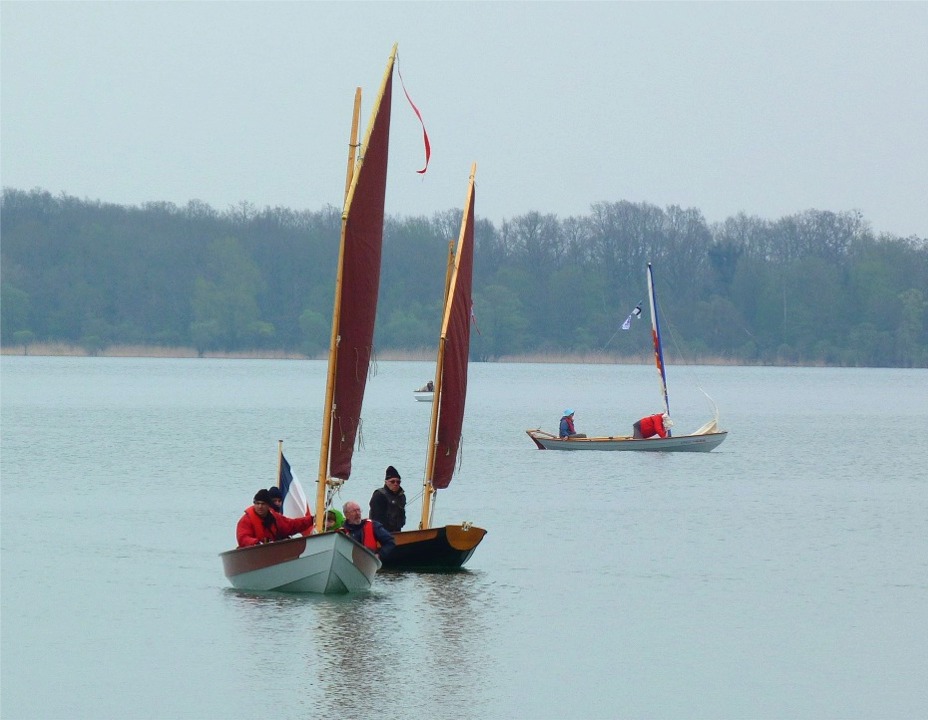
[{"x1": 2, "y1": 358, "x2": 927, "y2": 719}]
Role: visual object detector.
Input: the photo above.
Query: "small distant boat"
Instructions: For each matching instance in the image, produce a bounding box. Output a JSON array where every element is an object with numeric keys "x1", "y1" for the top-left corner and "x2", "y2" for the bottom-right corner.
[
  {"x1": 526, "y1": 263, "x2": 728, "y2": 453},
  {"x1": 413, "y1": 381, "x2": 434, "y2": 402},
  {"x1": 525, "y1": 427, "x2": 726, "y2": 452},
  {"x1": 384, "y1": 165, "x2": 487, "y2": 569},
  {"x1": 221, "y1": 45, "x2": 398, "y2": 592}
]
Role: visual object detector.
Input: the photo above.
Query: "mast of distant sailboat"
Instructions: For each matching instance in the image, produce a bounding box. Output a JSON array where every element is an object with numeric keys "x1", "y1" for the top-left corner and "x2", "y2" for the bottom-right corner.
[{"x1": 646, "y1": 263, "x2": 672, "y2": 434}]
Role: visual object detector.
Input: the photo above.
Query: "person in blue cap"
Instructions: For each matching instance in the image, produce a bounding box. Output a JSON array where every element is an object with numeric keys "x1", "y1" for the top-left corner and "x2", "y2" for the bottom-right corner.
[{"x1": 559, "y1": 409, "x2": 582, "y2": 438}]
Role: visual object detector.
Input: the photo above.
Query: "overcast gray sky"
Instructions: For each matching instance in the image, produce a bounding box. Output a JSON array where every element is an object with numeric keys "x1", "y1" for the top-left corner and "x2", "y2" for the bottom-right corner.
[{"x1": 2, "y1": 1, "x2": 926, "y2": 238}]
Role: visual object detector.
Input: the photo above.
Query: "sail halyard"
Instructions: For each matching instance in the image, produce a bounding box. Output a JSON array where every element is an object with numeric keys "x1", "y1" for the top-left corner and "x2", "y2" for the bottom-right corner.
[
  {"x1": 314, "y1": 44, "x2": 397, "y2": 529},
  {"x1": 646, "y1": 263, "x2": 671, "y2": 428},
  {"x1": 420, "y1": 163, "x2": 477, "y2": 529}
]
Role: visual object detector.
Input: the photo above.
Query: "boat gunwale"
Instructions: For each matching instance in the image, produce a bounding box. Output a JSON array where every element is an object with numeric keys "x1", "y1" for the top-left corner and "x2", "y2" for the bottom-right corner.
[{"x1": 526, "y1": 427, "x2": 728, "y2": 451}]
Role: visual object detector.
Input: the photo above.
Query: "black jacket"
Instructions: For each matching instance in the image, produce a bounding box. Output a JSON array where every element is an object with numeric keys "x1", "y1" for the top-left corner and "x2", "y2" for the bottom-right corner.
[{"x1": 369, "y1": 485, "x2": 406, "y2": 532}]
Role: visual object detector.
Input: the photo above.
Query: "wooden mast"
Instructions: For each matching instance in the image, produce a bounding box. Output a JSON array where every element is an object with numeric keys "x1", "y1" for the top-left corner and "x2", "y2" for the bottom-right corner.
[
  {"x1": 315, "y1": 43, "x2": 397, "y2": 531},
  {"x1": 343, "y1": 88, "x2": 362, "y2": 201},
  {"x1": 419, "y1": 239, "x2": 455, "y2": 529},
  {"x1": 647, "y1": 263, "x2": 672, "y2": 429},
  {"x1": 419, "y1": 162, "x2": 477, "y2": 530},
  {"x1": 314, "y1": 89, "x2": 363, "y2": 532}
]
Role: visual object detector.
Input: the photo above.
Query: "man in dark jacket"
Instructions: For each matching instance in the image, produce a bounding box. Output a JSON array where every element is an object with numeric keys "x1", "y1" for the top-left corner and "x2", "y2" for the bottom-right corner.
[
  {"x1": 369, "y1": 465, "x2": 406, "y2": 532},
  {"x1": 342, "y1": 500, "x2": 395, "y2": 560}
]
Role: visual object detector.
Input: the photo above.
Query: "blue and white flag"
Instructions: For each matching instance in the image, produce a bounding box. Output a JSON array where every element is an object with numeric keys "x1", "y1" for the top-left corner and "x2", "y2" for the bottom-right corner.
[
  {"x1": 279, "y1": 453, "x2": 312, "y2": 520},
  {"x1": 621, "y1": 302, "x2": 643, "y2": 330}
]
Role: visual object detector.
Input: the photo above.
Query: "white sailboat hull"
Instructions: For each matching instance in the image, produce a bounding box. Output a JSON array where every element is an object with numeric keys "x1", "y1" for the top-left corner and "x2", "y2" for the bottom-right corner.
[
  {"x1": 526, "y1": 428, "x2": 727, "y2": 452},
  {"x1": 220, "y1": 532, "x2": 381, "y2": 593},
  {"x1": 413, "y1": 391, "x2": 434, "y2": 402}
]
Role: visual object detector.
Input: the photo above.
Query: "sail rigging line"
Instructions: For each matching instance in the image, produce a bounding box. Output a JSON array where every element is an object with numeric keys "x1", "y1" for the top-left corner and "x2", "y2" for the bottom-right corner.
[
  {"x1": 324, "y1": 478, "x2": 346, "y2": 521},
  {"x1": 470, "y1": 303, "x2": 482, "y2": 335},
  {"x1": 599, "y1": 326, "x2": 624, "y2": 353},
  {"x1": 355, "y1": 417, "x2": 365, "y2": 451},
  {"x1": 404, "y1": 485, "x2": 425, "y2": 507},
  {"x1": 368, "y1": 346, "x2": 379, "y2": 380}
]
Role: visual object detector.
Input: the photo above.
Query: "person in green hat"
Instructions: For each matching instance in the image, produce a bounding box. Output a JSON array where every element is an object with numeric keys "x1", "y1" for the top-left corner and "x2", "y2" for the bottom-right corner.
[{"x1": 324, "y1": 507, "x2": 345, "y2": 532}]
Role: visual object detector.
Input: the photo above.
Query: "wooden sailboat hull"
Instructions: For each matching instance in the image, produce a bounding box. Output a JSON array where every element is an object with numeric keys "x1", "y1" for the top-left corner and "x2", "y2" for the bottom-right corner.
[
  {"x1": 220, "y1": 532, "x2": 381, "y2": 593},
  {"x1": 381, "y1": 524, "x2": 487, "y2": 570},
  {"x1": 526, "y1": 428, "x2": 727, "y2": 452},
  {"x1": 413, "y1": 391, "x2": 434, "y2": 402}
]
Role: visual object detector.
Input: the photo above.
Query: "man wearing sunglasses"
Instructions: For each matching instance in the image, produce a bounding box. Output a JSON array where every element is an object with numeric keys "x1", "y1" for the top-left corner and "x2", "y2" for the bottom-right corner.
[{"x1": 369, "y1": 465, "x2": 406, "y2": 532}]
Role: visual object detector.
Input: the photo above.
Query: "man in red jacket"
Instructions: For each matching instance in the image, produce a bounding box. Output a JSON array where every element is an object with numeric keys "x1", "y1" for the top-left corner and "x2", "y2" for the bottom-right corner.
[
  {"x1": 633, "y1": 412, "x2": 673, "y2": 439},
  {"x1": 236, "y1": 488, "x2": 315, "y2": 547}
]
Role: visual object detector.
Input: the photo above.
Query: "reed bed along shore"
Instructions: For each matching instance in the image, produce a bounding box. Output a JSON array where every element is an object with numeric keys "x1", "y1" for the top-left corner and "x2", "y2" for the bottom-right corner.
[
  {"x1": 1, "y1": 343, "x2": 752, "y2": 366},
  {"x1": 1, "y1": 343, "x2": 306, "y2": 360}
]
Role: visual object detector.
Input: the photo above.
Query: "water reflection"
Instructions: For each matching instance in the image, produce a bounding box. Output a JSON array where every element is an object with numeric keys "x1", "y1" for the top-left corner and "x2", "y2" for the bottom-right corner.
[
  {"x1": 221, "y1": 587, "x2": 320, "y2": 637},
  {"x1": 219, "y1": 569, "x2": 498, "y2": 716},
  {"x1": 413, "y1": 570, "x2": 495, "y2": 711}
]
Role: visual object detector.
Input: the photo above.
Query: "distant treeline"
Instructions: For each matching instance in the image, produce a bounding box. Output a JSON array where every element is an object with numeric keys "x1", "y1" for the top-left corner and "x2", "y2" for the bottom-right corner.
[{"x1": 2, "y1": 188, "x2": 926, "y2": 367}]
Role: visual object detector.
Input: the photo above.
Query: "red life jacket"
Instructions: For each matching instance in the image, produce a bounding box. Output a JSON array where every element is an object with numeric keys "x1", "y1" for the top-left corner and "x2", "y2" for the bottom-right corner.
[
  {"x1": 238, "y1": 506, "x2": 277, "y2": 546},
  {"x1": 339, "y1": 519, "x2": 381, "y2": 551},
  {"x1": 361, "y1": 520, "x2": 378, "y2": 551}
]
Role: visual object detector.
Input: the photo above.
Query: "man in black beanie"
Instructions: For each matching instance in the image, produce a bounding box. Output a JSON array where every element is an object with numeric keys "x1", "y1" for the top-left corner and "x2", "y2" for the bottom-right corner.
[
  {"x1": 236, "y1": 488, "x2": 314, "y2": 547},
  {"x1": 369, "y1": 465, "x2": 406, "y2": 532}
]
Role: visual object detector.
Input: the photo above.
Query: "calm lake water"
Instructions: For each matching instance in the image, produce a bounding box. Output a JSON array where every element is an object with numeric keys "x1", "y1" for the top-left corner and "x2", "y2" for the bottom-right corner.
[{"x1": 2, "y1": 357, "x2": 927, "y2": 719}]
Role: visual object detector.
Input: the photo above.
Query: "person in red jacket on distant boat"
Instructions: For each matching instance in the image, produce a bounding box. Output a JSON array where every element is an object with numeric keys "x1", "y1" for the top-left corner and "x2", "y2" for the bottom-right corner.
[
  {"x1": 236, "y1": 488, "x2": 315, "y2": 547},
  {"x1": 633, "y1": 412, "x2": 673, "y2": 439}
]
